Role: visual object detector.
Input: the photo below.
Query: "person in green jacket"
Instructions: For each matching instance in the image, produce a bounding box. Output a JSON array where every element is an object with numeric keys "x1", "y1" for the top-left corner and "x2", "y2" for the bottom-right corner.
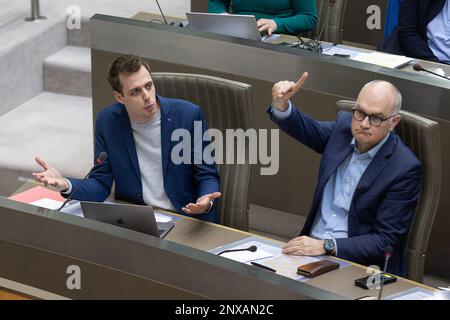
[{"x1": 208, "y1": 0, "x2": 317, "y2": 35}]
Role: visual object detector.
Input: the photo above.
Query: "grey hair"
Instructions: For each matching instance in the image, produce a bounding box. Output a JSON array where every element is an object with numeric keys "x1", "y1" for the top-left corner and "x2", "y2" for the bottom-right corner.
[{"x1": 362, "y1": 80, "x2": 402, "y2": 114}]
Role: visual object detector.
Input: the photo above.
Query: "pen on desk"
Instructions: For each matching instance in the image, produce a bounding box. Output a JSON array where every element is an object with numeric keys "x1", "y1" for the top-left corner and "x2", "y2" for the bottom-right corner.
[
  {"x1": 251, "y1": 261, "x2": 276, "y2": 273},
  {"x1": 438, "y1": 287, "x2": 450, "y2": 291}
]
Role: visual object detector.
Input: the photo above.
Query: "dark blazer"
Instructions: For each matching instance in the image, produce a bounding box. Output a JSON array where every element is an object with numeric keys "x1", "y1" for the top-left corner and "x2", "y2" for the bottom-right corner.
[
  {"x1": 269, "y1": 107, "x2": 421, "y2": 276},
  {"x1": 67, "y1": 96, "x2": 220, "y2": 223},
  {"x1": 379, "y1": 0, "x2": 446, "y2": 63}
]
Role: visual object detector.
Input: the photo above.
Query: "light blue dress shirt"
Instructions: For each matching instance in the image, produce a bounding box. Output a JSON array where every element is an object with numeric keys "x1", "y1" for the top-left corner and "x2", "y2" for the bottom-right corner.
[
  {"x1": 309, "y1": 134, "x2": 390, "y2": 242},
  {"x1": 271, "y1": 102, "x2": 391, "y2": 254},
  {"x1": 427, "y1": 0, "x2": 450, "y2": 63}
]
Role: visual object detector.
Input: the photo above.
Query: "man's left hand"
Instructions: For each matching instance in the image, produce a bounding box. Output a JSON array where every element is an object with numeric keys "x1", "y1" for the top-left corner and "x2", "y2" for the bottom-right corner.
[
  {"x1": 282, "y1": 236, "x2": 326, "y2": 256},
  {"x1": 182, "y1": 192, "x2": 221, "y2": 215}
]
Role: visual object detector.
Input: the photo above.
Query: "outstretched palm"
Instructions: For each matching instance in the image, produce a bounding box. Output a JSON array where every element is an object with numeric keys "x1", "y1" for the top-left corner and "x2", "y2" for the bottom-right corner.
[
  {"x1": 32, "y1": 157, "x2": 68, "y2": 191},
  {"x1": 182, "y1": 192, "x2": 222, "y2": 215}
]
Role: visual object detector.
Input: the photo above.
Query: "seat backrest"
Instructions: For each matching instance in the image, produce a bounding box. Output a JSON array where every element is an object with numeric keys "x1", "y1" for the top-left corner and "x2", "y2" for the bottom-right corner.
[
  {"x1": 313, "y1": 0, "x2": 347, "y2": 43},
  {"x1": 152, "y1": 72, "x2": 254, "y2": 231},
  {"x1": 336, "y1": 100, "x2": 441, "y2": 282}
]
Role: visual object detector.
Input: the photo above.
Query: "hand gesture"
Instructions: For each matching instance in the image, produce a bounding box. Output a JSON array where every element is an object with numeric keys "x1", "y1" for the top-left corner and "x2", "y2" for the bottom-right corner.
[
  {"x1": 32, "y1": 157, "x2": 69, "y2": 191},
  {"x1": 272, "y1": 72, "x2": 309, "y2": 111},
  {"x1": 257, "y1": 18, "x2": 278, "y2": 35},
  {"x1": 182, "y1": 192, "x2": 221, "y2": 215}
]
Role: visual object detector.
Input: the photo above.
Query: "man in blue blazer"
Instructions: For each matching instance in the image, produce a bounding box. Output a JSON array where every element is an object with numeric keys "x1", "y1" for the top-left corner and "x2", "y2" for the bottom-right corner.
[
  {"x1": 269, "y1": 73, "x2": 421, "y2": 276},
  {"x1": 379, "y1": 0, "x2": 449, "y2": 64},
  {"x1": 33, "y1": 55, "x2": 221, "y2": 222}
]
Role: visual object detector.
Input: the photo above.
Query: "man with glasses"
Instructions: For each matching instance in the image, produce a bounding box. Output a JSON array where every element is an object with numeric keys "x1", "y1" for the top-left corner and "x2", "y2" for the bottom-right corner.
[{"x1": 268, "y1": 72, "x2": 421, "y2": 276}]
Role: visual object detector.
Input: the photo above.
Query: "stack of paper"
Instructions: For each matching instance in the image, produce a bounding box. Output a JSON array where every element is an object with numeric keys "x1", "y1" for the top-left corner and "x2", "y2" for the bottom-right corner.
[
  {"x1": 9, "y1": 186, "x2": 65, "y2": 209},
  {"x1": 352, "y1": 52, "x2": 413, "y2": 69},
  {"x1": 253, "y1": 255, "x2": 320, "y2": 279}
]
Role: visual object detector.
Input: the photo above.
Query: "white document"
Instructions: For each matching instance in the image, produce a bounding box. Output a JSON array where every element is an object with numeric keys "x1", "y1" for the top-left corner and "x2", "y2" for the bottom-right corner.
[
  {"x1": 220, "y1": 247, "x2": 274, "y2": 263},
  {"x1": 322, "y1": 45, "x2": 363, "y2": 59},
  {"x1": 60, "y1": 200, "x2": 84, "y2": 217},
  {"x1": 31, "y1": 198, "x2": 63, "y2": 210},
  {"x1": 385, "y1": 287, "x2": 436, "y2": 300},
  {"x1": 352, "y1": 52, "x2": 413, "y2": 69},
  {"x1": 392, "y1": 291, "x2": 434, "y2": 300},
  {"x1": 423, "y1": 68, "x2": 450, "y2": 79},
  {"x1": 262, "y1": 34, "x2": 281, "y2": 43},
  {"x1": 155, "y1": 212, "x2": 173, "y2": 223},
  {"x1": 255, "y1": 254, "x2": 320, "y2": 279},
  {"x1": 431, "y1": 290, "x2": 450, "y2": 300}
]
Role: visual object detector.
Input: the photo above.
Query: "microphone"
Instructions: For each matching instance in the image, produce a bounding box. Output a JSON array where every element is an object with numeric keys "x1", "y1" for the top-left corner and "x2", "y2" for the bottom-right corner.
[
  {"x1": 291, "y1": 0, "x2": 336, "y2": 53},
  {"x1": 57, "y1": 152, "x2": 108, "y2": 211},
  {"x1": 155, "y1": 0, "x2": 168, "y2": 24},
  {"x1": 316, "y1": 0, "x2": 336, "y2": 45},
  {"x1": 217, "y1": 245, "x2": 257, "y2": 256},
  {"x1": 377, "y1": 245, "x2": 393, "y2": 300},
  {"x1": 154, "y1": 0, "x2": 184, "y2": 27},
  {"x1": 413, "y1": 63, "x2": 449, "y2": 80}
]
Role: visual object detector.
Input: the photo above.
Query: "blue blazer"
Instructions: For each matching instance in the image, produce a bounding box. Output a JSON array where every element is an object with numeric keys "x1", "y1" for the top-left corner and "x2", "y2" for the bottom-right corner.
[
  {"x1": 379, "y1": 0, "x2": 446, "y2": 63},
  {"x1": 270, "y1": 107, "x2": 421, "y2": 276},
  {"x1": 67, "y1": 96, "x2": 220, "y2": 222}
]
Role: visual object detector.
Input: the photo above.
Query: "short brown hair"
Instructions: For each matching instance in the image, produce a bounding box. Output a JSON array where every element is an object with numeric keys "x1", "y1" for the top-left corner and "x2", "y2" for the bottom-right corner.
[{"x1": 107, "y1": 54, "x2": 151, "y2": 95}]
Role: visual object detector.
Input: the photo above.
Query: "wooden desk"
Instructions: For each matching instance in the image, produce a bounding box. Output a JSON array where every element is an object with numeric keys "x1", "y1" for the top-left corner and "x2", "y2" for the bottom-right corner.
[
  {"x1": 0, "y1": 184, "x2": 437, "y2": 300},
  {"x1": 133, "y1": 12, "x2": 450, "y2": 76},
  {"x1": 0, "y1": 290, "x2": 29, "y2": 300},
  {"x1": 168, "y1": 215, "x2": 435, "y2": 300}
]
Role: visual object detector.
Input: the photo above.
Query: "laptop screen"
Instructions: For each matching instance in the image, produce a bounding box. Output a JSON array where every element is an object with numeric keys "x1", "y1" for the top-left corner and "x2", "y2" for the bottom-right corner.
[
  {"x1": 186, "y1": 12, "x2": 262, "y2": 42},
  {"x1": 80, "y1": 201, "x2": 174, "y2": 238}
]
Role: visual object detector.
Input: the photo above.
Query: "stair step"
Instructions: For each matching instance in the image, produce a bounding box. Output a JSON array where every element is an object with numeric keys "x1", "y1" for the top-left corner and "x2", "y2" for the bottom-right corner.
[
  {"x1": 44, "y1": 46, "x2": 91, "y2": 97},
  {"x1": 0, "y1": 91, "x2": 93, "y2": 196},
  {"x1": 67, "y1": 17, "x2": 90, "y2": 48}
]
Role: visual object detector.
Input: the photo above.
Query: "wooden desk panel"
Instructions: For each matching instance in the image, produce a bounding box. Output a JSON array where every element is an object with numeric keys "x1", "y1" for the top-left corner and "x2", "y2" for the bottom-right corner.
[
  {"x1": 1, "y1": 185, "x2": 436, "y2": 299},
  {"x1": 0, "y1": 290, "x2": 29, "y2": 300},
  {"x1": 167, "y1": 212, "x2": 435, "y2": 299}
]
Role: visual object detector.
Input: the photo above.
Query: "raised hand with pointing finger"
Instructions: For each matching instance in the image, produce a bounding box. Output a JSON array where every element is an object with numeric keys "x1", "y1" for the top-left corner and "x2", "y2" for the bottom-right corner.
[{"x1": 272, "y1": 72, "x2": 309, "y2": 111}]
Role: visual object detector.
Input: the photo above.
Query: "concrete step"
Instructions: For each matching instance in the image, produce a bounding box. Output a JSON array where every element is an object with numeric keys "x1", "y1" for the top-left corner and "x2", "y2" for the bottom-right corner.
[
  {"x1": 0, "y1": 18, "x2": 67, "y2": 117},
  {"x1": 67, "y1": 17, "x2": 90, "y2": 48},
  {"x1": 0, "y1": 91, "x2": 93, "y2": 196},
  {"x1": 44, "y1": 46, "x2": 91, "y2": 97}
]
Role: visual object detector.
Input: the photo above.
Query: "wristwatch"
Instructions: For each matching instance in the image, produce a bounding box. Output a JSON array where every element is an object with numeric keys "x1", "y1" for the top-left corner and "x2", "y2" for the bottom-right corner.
[{"x1": 323, "y1": 239, "x2": 336, "y2": 256}]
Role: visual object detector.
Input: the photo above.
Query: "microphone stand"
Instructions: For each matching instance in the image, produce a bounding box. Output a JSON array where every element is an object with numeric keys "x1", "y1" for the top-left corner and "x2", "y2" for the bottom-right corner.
[
  {"x1": 57, "y1": 169, "x2": 92, "y2": 212},
  {"x1": 57, "y1": 152, "x2": 107, "y2": 212},
  {"x1": 378, "y1": 249, "x2": 393, "y2": 300},
  {"x1": 155, "y1": 0, "x2": 168, "y2": 24},
  {"x1": 292, "y1": 0, "x2": 336, "y2": 53}
]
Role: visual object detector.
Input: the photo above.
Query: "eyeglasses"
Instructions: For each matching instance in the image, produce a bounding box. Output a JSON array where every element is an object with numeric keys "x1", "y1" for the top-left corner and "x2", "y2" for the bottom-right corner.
[{"x1": 352, "y1": 107, "x2": 398, "y2": 127}]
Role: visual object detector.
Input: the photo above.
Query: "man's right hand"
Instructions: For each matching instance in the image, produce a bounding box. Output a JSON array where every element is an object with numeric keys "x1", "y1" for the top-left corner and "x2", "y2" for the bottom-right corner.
[
  {"x1": 272, "y1": 72, "x2": 309, "y2": 111},
  {"x1": 32, "y1": 157, "x2": 69, "y2": 192}
]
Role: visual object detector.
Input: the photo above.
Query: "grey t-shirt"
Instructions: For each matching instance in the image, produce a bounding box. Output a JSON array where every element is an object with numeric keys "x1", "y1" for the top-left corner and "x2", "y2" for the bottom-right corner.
[{"x1": 131, "y1": 110, "x2": 175, "y2": 211}]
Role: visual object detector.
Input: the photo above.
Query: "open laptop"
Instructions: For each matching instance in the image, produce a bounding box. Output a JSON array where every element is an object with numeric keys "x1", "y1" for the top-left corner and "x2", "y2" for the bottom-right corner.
[
  {"x1": 186, "y1": 12, "x2": 277, "y2": 43},
  {"x1": 80, "y1": 201, "x2": 174, "y2": 238}
]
